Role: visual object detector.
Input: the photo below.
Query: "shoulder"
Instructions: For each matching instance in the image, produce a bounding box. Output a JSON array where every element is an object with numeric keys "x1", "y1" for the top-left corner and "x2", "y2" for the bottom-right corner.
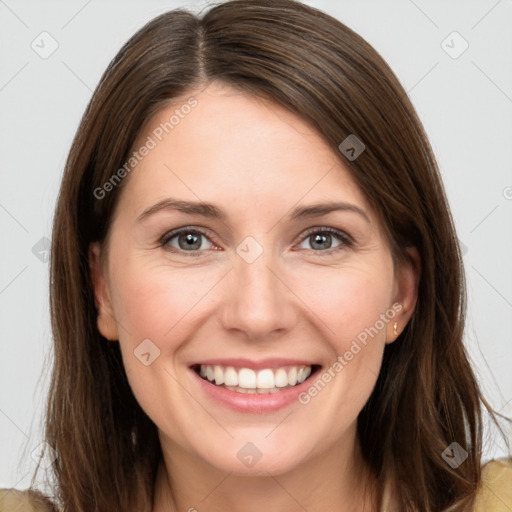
[
  {"x1": 474, "y1": 457, "x2": 512, "y2": 511},
  {"x1": 0, "y1": 488, "x2": 57, "y2": 512}
]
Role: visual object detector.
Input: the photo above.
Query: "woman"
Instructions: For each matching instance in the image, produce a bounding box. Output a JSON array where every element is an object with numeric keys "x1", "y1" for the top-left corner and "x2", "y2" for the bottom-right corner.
[{"x1": 1, "y1": 0, "x2": 511, "y2": 510}]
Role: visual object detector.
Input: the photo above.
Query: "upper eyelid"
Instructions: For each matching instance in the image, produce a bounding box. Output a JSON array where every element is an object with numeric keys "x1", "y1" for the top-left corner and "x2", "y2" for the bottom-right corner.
[
  {"x1": 160, "y1": 226, "x2": 217, "y2": 244},
  {"x1": 161, "y1": 225, "x2": 352, "y2": 249}
]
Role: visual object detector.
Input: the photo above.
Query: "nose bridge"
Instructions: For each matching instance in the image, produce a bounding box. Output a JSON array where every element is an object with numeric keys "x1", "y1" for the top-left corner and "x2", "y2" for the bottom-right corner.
[{"x1": 220, "y1": 241, "x2": 295, "y2": 339}]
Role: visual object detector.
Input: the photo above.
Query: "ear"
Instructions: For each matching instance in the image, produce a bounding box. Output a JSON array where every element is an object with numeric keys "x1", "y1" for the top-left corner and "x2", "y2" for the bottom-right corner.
[
  {"x1": 386, "y1": 246, "x2": 420, "y2": 344},
  {"x1": 89, "y1": 242, "x2": 119, "y2": 341}
]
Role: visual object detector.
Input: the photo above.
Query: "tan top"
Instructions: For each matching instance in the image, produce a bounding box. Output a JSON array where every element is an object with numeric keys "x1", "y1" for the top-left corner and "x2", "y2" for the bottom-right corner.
[
  {"x1": 379, "y1": 458, "x2": 512, "y2": 511},
  {"x1": 1, "y1": 459, "x2": 511, "y2": 511},
  {"x1": 0, "y1": 488, "x2": 57, "y2": 511},
  {"x1": 473, "y1": 458, "x2": 512, "y2": 511}
]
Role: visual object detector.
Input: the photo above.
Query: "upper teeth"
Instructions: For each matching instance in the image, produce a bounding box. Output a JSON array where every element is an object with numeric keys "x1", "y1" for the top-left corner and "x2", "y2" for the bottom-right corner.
[{"x1": 199, "y1": 364, "x2": 312, "y2": 389}]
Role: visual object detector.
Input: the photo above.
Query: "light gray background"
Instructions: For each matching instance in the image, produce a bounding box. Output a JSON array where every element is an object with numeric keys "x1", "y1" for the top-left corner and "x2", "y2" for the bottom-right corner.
[{"x1": 1, "y1": 0, "x2": 511, "y2": 490}]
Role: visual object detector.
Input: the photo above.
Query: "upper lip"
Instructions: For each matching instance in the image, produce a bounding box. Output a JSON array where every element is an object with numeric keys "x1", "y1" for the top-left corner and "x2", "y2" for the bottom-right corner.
[{"x1": 190, "y1": 358, "x2": 320, "y2": 371}]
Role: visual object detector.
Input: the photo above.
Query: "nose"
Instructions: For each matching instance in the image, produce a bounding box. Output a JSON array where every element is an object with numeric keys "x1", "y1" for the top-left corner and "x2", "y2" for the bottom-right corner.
[{"x1": 219, "y1": 248, "x2": 298, "y2": 342}]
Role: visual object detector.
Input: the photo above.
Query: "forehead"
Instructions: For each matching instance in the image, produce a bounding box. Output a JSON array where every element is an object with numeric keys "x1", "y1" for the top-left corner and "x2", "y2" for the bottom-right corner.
[{"x1": 117, "y1": 83, "x2": 374, "y2": 223}]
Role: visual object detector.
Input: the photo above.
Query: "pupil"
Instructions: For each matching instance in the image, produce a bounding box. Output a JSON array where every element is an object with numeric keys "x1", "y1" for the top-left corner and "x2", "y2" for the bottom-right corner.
[
  {"x1": 179, "y1": 233, "x2": 200, "y2": 250},
  {"x1": 311, "y1": 233, "x2": 331, "y2": 250}
]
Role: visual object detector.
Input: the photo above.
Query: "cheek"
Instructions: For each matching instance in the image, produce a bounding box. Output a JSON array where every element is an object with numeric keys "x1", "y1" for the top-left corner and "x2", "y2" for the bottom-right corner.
[
  {"x1": 107, "y1": 258, "x2": 219, "y2": 396},
  {"x1": 110, "y1": 258, "x2": 217, "y2": 342},
  {"x1": 287, "y1": 264, "x2": 395, "y2": 450},
  {"x1": 107, "y1": 260, "x2": 220, "y2": 432},
  {"x1": 292, "y1": 263, "x2": 394, "y2": 349},
  {"x1": 290, "y1": 263, "x2": 394, "y2": 410}
]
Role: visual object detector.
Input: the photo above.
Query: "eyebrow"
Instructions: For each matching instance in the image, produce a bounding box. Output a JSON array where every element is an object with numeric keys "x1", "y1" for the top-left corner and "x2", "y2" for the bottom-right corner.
[{"x1": 136, "y1": 198, "x2": 371, "y2": 224}]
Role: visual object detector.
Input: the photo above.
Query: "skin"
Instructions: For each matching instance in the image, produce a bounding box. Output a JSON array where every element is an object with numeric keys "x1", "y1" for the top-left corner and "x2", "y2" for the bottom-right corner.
[{"x1": 89, "y1": 81, "x2": 419, "y2": 512}]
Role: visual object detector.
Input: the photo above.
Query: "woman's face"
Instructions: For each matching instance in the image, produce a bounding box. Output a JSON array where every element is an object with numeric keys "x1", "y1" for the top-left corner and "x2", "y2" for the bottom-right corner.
[{"x1": 90, "y1": 82, "x2": 417, "y2": 476}]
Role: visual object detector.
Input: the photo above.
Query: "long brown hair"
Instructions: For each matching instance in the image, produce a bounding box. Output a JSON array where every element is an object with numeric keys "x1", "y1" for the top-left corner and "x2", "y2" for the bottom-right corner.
[{"x1": 29, "y1": 0, "x2": 507, "y2": 510}]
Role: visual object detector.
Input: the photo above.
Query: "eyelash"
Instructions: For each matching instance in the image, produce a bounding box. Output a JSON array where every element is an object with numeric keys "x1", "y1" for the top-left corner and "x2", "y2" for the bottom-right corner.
[{"x1": 159, "y1": 226, "x2": 354, "y2": 257}]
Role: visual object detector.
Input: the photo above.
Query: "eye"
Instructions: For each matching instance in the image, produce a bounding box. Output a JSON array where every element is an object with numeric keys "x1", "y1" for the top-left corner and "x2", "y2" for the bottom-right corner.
[
  {"x1": 160, "y1": 226, "x2": 353, "y2": 257},
  {"x1": 161, "y1": 228, "x2": 214, "y2": 254},
  {"x1": 296, "y1": 227, "x2": 353, "y2": 253}
]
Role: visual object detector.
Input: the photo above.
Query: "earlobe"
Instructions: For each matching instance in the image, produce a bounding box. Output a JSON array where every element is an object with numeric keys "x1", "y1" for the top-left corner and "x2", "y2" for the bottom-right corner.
[
  {"x1": 386, "y1": 246, "x2": 420, "y2": 344},
  {"x1": 88, "y1": 242, "x2": 119, "y2": 341}
]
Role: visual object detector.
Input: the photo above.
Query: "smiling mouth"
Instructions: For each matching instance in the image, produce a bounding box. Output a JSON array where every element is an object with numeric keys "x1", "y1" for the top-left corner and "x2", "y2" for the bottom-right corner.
[{"x1": 191, "y1": 363, "x2": 321, "y2": 394}]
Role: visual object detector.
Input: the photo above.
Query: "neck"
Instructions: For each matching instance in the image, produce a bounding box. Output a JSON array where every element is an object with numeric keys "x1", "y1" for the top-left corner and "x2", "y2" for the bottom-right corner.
[{"x1": 152, "y1": 428, "x2": 380, "y2": 512}]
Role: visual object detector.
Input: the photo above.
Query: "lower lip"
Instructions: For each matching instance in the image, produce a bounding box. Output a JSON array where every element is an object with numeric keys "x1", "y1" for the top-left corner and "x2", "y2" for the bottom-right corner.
[{"x1": 190, "y1": 366, "x2": 319, "y2": 413}]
